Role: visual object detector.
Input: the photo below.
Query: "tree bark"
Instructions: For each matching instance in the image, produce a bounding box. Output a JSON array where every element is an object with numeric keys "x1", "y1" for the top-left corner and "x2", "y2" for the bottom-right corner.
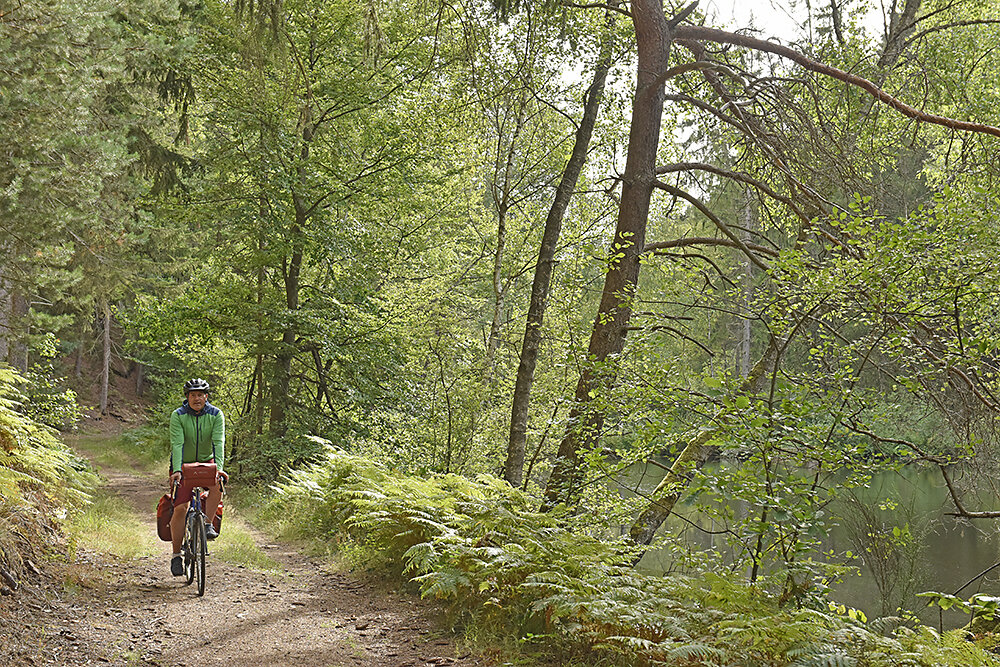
[
  {"x1": 738, "y1": 187, "x2": 755, "y2": 377},
  {"x1": 74, "y1": 342, "x2": 84, "y2": 378},
  {"x1": 505, "y1": 10, "x2": 616, "y2": 488},
  {"x1": 542, "y1": 0, "x2": 685, "y2": 508},
  {"x1": 485, "y1": 205, "x2": 509, "y2": 377},
  {"x1": 134, "y1": 361, "x2": 144, "y2": 397},
  {"x1": 268, "y1": 232, "x2": 303, "y2": 437},
  {"x1": 877, "y1": 0, "x2": 921, "y2": 73},
  {"x1": 0, "y1": 274, "x2": 10, "y2": 364}
]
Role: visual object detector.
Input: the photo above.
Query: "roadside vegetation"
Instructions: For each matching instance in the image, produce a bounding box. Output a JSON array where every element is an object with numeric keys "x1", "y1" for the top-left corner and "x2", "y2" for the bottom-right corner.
[
  {"x1": 262, "y1": 444, "x2": 1000, "y2": 666},
  {"x1": 0, "y1": 368, "x2": 97, "y2": 595},
  {"x1": 67, "y1": 491, "x2": 160, "y2": 561}
]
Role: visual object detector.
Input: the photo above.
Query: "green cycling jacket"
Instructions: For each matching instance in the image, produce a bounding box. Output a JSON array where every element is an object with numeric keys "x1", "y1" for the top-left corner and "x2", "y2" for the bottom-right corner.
[{"x1": 169, "y1": 401, "x2": 225, "y2": 473}]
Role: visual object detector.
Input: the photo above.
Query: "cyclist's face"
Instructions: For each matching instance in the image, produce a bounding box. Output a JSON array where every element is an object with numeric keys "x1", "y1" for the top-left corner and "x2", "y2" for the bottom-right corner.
[{"x1": 187, "y1": 391, "x2": 208, "y2": 410}]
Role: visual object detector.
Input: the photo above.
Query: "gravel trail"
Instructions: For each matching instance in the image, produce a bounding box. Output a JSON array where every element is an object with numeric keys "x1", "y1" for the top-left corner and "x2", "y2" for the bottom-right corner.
[{"x1": 1, "y1": 440, "x2": 489, "y2": 667}]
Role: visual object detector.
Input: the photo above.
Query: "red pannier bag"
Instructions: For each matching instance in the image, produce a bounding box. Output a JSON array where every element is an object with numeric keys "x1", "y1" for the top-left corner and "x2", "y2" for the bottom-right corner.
[
  {"x1": 181, "y1": 462, "x2": 218, "y2": 487},
  {"x1": 156, "y1": 493, "x2": 173, "y2": 542}
]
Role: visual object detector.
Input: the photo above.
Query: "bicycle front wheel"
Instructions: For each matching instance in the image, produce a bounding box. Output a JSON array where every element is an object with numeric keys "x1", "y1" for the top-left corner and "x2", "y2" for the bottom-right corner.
[
  {"x1": 185, "y1": 513, "x2": 197, "y2": 586},
  {"x1": 195, "y1": 514, "x2": 207, "y2": 596}
]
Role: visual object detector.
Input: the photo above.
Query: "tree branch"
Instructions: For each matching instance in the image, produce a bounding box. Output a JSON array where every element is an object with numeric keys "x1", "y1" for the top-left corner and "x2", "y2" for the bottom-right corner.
[
  {"x1": 643, "y1": 236, "x2": 780, "y2": 257},
  {"x1": 672, "y1": 25, "x2": 1000, "y2": 139},
  {"x1": 557, "y1": 0, "x2": 632, "y2": 17},
  {"x1": 655, "y1": 161, "x2": 810, "y2": 226},
  {"x1": 652, "y1": 181, "x2": 771, "y2": 270},
  {"x1": 905, "y1": 19, "x2": 1000, "y2": 48}
]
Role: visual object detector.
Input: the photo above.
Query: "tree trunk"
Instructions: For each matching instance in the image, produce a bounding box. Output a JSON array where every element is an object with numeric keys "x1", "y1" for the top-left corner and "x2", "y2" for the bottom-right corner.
[
  {"x1": 485, "y1": 206, "x2": 508, "y2": 376},
  {"x1": 255, "y1": 356, "x2": 266, "y2": 434},
  {"x1": 0, "y1": 274, "x2": 10, "y2": 364},
  {"x1": 628, "y1": 338, "x2": 781, "y2": 551},
  {"x1": 10, "y1": 289, "x2": 27, "y2": 373},
  {"x1": 542, "y1": 0, "x2": 679, "y2": 508},
  {"x1": 877, "y1": 0, "x2": 921, "y2": 73},
  {"x1": 99, "y1": 298, "x2": 111, "y2": 415},
  {"x1": 483, "y1": 88, "x2": 528, "y2": 378},
  {"x1": 134, "y1": 361, "x2": 145, "y2": 397},
  {"x1": 268, "y1": 101, "x2": 311, "y2": 438},
  {"x1": 738, "y1": 187, "x2": 755, "y2": 377},
  {"x1": 74, "y1": 341, "x2": 84, "y2": 378},
  {"x1": 254, "y1": 193, "x2": 267, "y2": 433},
  {"x1": 269, "y1": 241, "x2": 302, "y2": 437},
  {"x1": 505, "y1": 11, "x2": 616, "y2": 488}
]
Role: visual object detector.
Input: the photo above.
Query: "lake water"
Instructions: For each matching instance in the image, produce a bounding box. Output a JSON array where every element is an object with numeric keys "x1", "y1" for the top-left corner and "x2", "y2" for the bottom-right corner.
[{"x1": 616, "y1": 460, "x2": 1000, "y2": 627}]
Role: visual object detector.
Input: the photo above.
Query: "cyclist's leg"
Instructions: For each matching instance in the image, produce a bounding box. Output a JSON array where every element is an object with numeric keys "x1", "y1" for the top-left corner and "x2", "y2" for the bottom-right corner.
[
  {"x1": 204, "y1": 484, "x2": 222, "y2": 527},
  {"x1": 170, "y1": 500, "x2": 190, "y2": 555}
]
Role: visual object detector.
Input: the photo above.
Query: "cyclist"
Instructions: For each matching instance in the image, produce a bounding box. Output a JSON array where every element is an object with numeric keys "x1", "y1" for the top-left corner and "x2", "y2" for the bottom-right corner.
[{"x1": 168, "y1": 378, "x2": 227, "y2": 577}]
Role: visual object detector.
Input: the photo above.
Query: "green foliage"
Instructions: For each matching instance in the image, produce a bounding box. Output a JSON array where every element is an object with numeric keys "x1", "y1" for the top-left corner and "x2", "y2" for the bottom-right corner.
[
  {"x1": 0, "y1": 368, "x2": 96, "y2": 509},
  {"x1": 232, "y1": 433, "x2": 327, "y2": 484},
  {"x1": 71, "y1": 426, "x2": 171, "y2": 473},
  {"x1": 268, "y1": 447, "x2": 1000, "y2": 665},
  {"x1": 24, "y1": 333, "x2": 81, "y2": 430},
  {"x1": 114, "y1": 425, "x2": 172, "y2": 467},
  {"x1": 0, "y1": 367, "x2": 98, "y2": 590}
]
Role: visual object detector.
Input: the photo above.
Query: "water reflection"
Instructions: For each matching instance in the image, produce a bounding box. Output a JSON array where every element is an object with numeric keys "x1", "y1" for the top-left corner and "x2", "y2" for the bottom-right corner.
[{"x1": 618, "y1": 460, "x2": 1000, "y2": 627}]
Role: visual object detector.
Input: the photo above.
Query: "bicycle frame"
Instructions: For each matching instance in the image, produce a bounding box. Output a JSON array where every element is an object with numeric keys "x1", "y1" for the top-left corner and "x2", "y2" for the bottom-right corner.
[{"x1": 175, "y1": 479, "x2": 223, "y2": 596}]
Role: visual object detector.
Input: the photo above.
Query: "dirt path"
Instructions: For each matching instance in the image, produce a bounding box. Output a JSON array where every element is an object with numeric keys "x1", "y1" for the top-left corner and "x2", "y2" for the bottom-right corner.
[{"x1": 3, "y1": 442, "x2": 492, "y2": 667}]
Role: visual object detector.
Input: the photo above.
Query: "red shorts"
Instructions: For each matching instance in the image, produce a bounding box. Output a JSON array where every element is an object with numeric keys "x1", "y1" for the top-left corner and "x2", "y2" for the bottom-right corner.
[{"x1": 172, "y1": 462, "x2": 219, "y2": 507}]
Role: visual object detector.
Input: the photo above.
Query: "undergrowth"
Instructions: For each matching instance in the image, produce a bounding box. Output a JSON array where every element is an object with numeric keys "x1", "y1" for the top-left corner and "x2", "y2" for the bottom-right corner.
[
  {"x1": 0, "y1": 367, "x2": 97, "y2": 590},
  {"x1": 266, "y1": 445, "x2": 1000, "y2": 666},
  {"x1": 69, "y1": 426, "x2": 169, "y2": 474}
]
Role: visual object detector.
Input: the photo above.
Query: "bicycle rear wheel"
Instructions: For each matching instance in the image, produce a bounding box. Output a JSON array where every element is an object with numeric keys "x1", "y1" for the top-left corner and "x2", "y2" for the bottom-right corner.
[{"x1": 195, "y1": 514, "x2": 207, "y2": 596}]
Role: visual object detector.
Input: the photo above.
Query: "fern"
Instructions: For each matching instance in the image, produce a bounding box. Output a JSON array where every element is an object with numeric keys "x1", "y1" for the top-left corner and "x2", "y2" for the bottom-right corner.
[
  {"x1": 789, "y1": 653, "x2": 857, "y2": 667},
  {"x1": 664, "y1": 641, "x2": 726, "y2": 662},
  {"x1": 403, "y1": 541, "x2": 441, "y2": 574},
  {"x1": 265, "y1": 444, "x2": 1000, "y2": 667},
  {"x1": 0, "y1": 367, "x2": 97, "y2": 589}
]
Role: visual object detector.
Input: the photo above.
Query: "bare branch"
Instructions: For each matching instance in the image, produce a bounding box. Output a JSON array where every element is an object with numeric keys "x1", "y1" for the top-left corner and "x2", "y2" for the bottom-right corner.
[
  {"x1": 905, "y1": 19, "x2": 1000, "y2": 48},
  {"x1": 644, "y1": 236, "x2": 780, "y2": 257},
  {"x1": 667, "y1": 0, "x2": 699, "y2": 29},
  {"x1": 656, "y1": 161, "x2": 811, "y2": 226},
  {"x1": 652, "y1": 180, "x2": 771, "y2": 270},
  {"x1": 672, "y1": 25, "x2": 1000, "y2": 139},
  {"x1": 556, "y1": 0, "x2": 632, "y2": 17}
]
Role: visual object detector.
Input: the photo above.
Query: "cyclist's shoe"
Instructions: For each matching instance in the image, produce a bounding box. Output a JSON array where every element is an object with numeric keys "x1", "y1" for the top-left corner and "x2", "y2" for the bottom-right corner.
[
  {"x1": 170, "y1": 555, "x2": 184, "y2": 577},
  {"x1": 206, "y1": 524, "x2": 219, "y2": 540}
]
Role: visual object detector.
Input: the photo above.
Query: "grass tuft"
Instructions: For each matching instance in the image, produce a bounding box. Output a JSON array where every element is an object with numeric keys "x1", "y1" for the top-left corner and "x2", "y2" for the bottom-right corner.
[
  {"x1": 211, "y1": 514, "x2": 282, "y2": 571},
  {"x1": 67, "y1": 427, "x2": 168, "y2": 475},
  {"x1": 67, "y1": 491, "x2": 159, "y2": 560}
]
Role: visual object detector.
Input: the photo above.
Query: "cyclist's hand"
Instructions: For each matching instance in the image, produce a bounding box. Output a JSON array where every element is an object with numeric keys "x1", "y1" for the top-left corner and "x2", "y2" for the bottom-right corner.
[
  {"x1": 170, "y1": 471, "x2": 182, "y2": 488},
  {"x1": 217, "y1": 471, "x2": 229, "y2": 484}
]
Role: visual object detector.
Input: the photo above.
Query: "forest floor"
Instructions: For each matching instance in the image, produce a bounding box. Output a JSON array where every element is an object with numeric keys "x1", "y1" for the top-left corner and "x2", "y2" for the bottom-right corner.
[{"x1": 0, "y1": 430, "x2": 495, "y2": 667}]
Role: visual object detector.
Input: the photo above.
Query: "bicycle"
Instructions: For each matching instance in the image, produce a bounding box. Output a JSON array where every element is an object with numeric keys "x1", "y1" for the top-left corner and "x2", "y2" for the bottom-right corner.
[{"x1": 173, "y1": 466, "x2": 224, "y2": 597}]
